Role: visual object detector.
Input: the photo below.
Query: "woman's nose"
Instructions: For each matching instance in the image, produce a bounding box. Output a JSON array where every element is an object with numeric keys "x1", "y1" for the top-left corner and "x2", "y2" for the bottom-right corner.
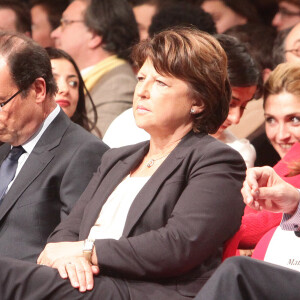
[
  {"x1": 57, "y1": 79, "x2": 68, "y2": 94},
  {"x1": 277, "y1": 123, "x2": 290, "y2": 140},
  {"x1": 137, "y1": 81, "x2": 150, "y2": 99}
]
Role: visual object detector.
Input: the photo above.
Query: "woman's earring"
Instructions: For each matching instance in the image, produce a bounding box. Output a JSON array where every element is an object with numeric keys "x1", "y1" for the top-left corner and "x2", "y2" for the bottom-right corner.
[{"x1": 190, "y1": 108, "x2": 195, "y2": 114}]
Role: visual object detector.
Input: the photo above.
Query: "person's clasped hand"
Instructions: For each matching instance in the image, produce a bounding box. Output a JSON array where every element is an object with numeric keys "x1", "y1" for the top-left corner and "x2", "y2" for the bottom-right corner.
[
  {"x1": 37, "y1": 241, "x2": 99, "y2": 292},
  {"x1": 241, "y1": 166, "x2": 300, "y2": 215}
]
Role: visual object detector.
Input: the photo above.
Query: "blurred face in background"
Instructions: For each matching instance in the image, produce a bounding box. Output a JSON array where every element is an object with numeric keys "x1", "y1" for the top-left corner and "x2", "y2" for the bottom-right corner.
[
  {"x1": 264, "y1": 92, "x2": 300, "y2": 158},
  {"x1": 214, "y1": 85, "x2": 257, "y2": 138},
  {"x1": 284, "y1": 23, "x2": 300, "y2": 63},
  {"x1": 51, "y1": 58, "x2": 79, "y2": 118},
  {"x1": 31, "y1": 5, "x2": 54, "y2": 47},
  {"x1": 201, "y1": 0, "x2": 247, "y2": 33},
  {"x1": 133, "y1": 4, "x2": 157, "y2": 40},
  {"x1": 272, "y1": 1, "x2": 300, "y2": 31},
  {"x1": 0, "y1": 8, "x2": 17, "y2": 32},
  {"x1": 51, "y1": 0, "x2": 91, "y2": 69}
]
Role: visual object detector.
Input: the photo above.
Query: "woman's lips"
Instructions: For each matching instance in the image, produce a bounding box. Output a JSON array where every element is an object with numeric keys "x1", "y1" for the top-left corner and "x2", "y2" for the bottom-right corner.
[
  {"x1": 55, "y1": 100, "x2": 70, "y2": 107},
  {"x1": 136, "y1": 105, "x2": 150, "y2": 113}
]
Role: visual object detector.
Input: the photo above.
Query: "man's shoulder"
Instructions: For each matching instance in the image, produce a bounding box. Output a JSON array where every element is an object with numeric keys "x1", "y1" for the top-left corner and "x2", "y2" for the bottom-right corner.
[{"x1": 62, "y1": 122, "x2": 108, "y2": 150}]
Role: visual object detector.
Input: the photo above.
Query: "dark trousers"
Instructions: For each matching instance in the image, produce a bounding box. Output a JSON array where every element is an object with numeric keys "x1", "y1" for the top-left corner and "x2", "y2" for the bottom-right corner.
[
  {"x1": 195, "y1": 256, "x2": 300, "y2": 300},
  {"x1": 0, "y1": 257, "x2": 129, "y2": 300}
]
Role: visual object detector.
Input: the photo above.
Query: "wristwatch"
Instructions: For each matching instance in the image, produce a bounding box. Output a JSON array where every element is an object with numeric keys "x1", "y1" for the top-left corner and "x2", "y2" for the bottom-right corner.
[{"x1": 83, "y1": 239, "x2": 95, "y2": 263}]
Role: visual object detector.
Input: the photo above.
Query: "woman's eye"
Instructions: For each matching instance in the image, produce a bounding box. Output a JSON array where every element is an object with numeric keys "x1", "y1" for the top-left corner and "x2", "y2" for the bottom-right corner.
[
  {"x1": 69, "y1": 80, "x2": 78, "y2": 88},
  {"x1": 137, "y1": 76, "x2": 144, "y2": 82},
  {"x1": 265, "y1": 116, "x2": 275, "y2": 124},
  {"x1": 156, "y1": 80, "x2": 167, "y2": 86},
  {"x1": 290, "y1": 116, "x2": 300, "y2": 124}
]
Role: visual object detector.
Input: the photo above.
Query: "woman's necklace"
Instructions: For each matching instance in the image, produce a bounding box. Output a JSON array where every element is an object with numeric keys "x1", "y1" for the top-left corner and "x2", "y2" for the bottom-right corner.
[
  {"x1": 145, "y1": 137, "x2": 183, "y2": 168},
  {"x1": 146, "y1": 152, "x2": 171, "y2": 168}
]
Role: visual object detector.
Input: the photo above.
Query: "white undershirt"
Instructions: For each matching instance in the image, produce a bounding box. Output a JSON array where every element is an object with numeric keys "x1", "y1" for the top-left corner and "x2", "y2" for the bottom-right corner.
[
  {"x1": 88, "y1": 175, "x2": 150, "y2": 240},
  {"x1": 5, "y1": 105, "x2": 60, "y2": 193}
]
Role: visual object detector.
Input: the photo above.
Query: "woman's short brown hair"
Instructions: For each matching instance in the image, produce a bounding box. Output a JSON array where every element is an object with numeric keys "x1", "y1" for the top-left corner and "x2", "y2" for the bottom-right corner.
[
  {"x1": 131, "y1": 27, "x2": 231, "y2": 134},
  {"x1": 264, "y1": 62, "x2": 300, "y2": 107}
]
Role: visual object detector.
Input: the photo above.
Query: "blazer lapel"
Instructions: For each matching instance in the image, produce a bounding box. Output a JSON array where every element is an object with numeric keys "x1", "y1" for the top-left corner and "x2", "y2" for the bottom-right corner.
[
  {"x1": 122, "y1": 149, "x2": 184, "y2": 237},
  {"x1": 0, "y1": 110, "x2": 70, "y2": 221},
  {"x1": 122, "y1": 131, "x2": 203, "y2": 237},
  {"x1": 80, "y1": 144, "x2": 149, "y2": 238}
]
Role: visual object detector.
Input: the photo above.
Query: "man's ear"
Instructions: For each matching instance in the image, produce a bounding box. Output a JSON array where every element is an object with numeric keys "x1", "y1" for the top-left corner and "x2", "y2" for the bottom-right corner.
[
  {"x1": 88, "y1": 31, "x2": 102, "y2": 49},
  {"x1": 33, "y1": 77, "x2": 47, "y2": 104}
]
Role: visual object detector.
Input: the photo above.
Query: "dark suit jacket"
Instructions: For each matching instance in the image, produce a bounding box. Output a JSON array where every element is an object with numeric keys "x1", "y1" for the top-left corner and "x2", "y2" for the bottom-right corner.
[
  {"x1": 49, "y1": 131, "x2": 245, "y2": 299},
  {"x1": 0, "y1": 110, "x2": 109, "y2": 262}
]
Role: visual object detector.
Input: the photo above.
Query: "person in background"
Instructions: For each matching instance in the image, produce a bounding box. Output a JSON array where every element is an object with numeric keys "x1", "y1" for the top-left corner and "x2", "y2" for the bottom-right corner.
[
  {"x1": 46, "y1": 47, "x2": 99, "y2": 134},
  {"x1": 251, "y1": 24, "x2": 300, "y2": 167},
  {"x1": 195, "y1": 165, "x2": 300, "y2": 300},
  {"x1": 0, "y1": 0, "x2": 31, "y2": 36},
  {"x1": 211, "y1": 34, "x2": 260, "y2": 168},
  {"x1": 198, "y1": 0, "x2": 261, "y2": 33},
  {"x1": 272, "y1": 0, "x2": 300, "y2": 31},
  {"x1": 238, "y1": 62, "x2": 300, "y2": 253},
  {"x1": 51, "y1": 0, "x2": 139, "y2": 137},
  {"x1": 0, "y1": 27, "x2": 245, "y2": 300},
  {"x1": 127, "y1": 0, "x2": 162, "y2": 41},
  {"x1": 0, "y1": 31, "x2": 108, "y2": 262},
  {"x1": 30, "y1": 0, "x2": 68, "y2": 48},
  {"x1": 148, "y1": 2, "x2": 216, "y2": 37},
  {"x1": 224, "y1": 23, "x2": 279, "y2": 166}
]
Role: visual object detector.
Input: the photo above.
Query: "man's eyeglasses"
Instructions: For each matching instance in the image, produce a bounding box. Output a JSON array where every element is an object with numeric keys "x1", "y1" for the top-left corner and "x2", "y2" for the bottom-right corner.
[
  {"x1": 60, "y1": 18, "x2": 84, "y2": 30},
  {"x1": 0, "y1": 89, "x2": 22, "y2": 111},
  {"x1": 284, "y1": 48, "x2": 300, "y2": 57}
]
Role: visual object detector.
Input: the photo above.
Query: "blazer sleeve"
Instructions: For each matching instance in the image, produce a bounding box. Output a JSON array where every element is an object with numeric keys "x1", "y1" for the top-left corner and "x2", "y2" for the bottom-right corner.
[{"x1": 95, "y1": 145, "x2": 245, "y2": 279}]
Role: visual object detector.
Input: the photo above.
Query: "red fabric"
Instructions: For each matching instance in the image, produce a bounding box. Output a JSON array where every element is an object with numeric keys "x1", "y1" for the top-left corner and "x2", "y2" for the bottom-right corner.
[
  {"x1": 222, "y1": 225, "x2": 245, "y2": 261},
  {"x1": 238, "y1": 143, "x2": 300, "y2": 249},
  {"x1": 252, "y1": 227, "x2": 277, "y2": 260}
]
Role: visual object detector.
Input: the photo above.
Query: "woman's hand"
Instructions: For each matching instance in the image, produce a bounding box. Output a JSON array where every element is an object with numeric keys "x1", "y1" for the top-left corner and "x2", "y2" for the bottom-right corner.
[
  {"x1": 37, "y1": 241, "x2": 84, "y2": 267},
  {"x1": 242, "y1": 166, "x2": 300, "y2": 214},
  {"x1": 54, "y1": 256, "x2": 99, "y2": 292}
]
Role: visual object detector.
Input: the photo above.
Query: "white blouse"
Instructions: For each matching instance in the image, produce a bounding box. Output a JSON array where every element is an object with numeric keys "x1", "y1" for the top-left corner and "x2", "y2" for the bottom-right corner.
[{"x1": 88, "y1": 175, "x2": 150, "y2": 240}]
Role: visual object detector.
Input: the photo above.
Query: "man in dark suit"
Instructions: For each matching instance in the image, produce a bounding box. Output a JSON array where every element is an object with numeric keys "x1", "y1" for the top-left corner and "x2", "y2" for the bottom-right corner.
[{"x1": 0, "y1": 31, "x2": 108, "y2": 262}]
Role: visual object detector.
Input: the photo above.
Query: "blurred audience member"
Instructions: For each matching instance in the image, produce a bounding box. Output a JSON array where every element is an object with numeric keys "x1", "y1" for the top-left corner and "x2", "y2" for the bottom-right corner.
[
  {"x1": 212, "y1": 35, "x2": 260, "y2": 168},
  {"x1": 46, "y1": 47, "x2": 98, "y2": 134},
  {"x1": 263, "y1": 63, "x2": 300, "y2": 160},
  {"x1": 225, "y1": 23, "x2": 277, "y2": 140},
  {"x1": 0, "y1": 31, "x2": 108, "y2": 262},
  {"x1": 272, "y1": 0, "x2": 300, "y2": 31},
  {"x1": 30, "y1": 0, "x2": 68, "y2": 47},
  {"x1": 52, "y1": 0, "x2": 139, "y2": 137},
  {"x1": 128, "y1": 0, "x2": 161, "y2": 40},
  {"x1": 0, "y1": 0, "x2": 31, "y2": 36},
  {"x1": 238, "y1": 63, "x2": 300, "y2": 252},
  {"x1": 280, "y1": 22, "x2": 300, "y2": 63},
  {"x1": 273, "y1": 26, "x2": 293, "y2": 67},
  {"x1": 198, "y1": 0, "x2": 261, "y2": 33},
  {"x1": 253, "y1": 23, "x2": 300, "y2": 167},
  {"x1": 148, "y1": 2, "x2": 216, "y2": 37}
]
